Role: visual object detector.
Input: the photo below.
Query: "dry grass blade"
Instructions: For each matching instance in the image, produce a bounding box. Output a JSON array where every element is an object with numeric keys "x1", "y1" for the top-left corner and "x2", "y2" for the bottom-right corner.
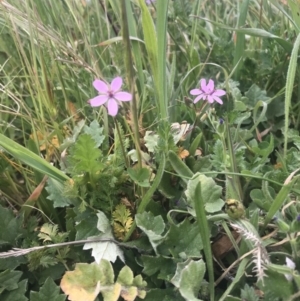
[{"x1": 0, "y1": 238, "x2": 140, "y2": 258}]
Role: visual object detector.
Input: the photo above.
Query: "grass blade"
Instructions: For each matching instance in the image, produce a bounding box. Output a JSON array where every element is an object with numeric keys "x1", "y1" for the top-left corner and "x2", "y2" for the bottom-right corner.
[{"x1": 0, "y1": 133, "x2": 69, "y2": 183}]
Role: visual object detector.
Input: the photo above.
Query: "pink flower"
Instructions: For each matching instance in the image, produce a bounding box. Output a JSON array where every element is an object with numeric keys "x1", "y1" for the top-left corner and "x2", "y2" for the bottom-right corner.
[
  {"x1": 88, "y1": 77, "x2": 132, "y2": 116},
  {"x1": 190, "y1": 79, "x2": 226, "y2": 105}
]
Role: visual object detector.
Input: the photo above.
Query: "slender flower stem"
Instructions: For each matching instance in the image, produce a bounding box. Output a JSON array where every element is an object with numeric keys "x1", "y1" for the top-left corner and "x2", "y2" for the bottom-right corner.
[
  {"x1": 114, "y1": 119, "x2": 129, "y2": 168},
  {"x1": 121, "y1": 0, "x2": 142, "y2": 169}
]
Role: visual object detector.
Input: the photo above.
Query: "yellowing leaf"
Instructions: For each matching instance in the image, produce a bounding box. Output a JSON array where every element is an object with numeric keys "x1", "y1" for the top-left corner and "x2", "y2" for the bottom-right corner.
[
  {"x1": 38, "y1": 223, "x2": 58, "y2": 242},
  {"x1": 112, "y1": 204, "x2": 133, "y2": 240},
  {"x1": 60, "y1": 261, "x2": 113, "y2": 301},
  {"x1": 121, "y1": 286, "x2": 138, "y2": 301},
  {"x1": 102, "y1": 283, "x2": 122, "y2": 301}
]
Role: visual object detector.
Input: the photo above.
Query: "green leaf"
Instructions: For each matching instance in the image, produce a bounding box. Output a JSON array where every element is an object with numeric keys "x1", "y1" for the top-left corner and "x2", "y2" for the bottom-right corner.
[
  {"x1": 136, "y1": 211, "x2": 165, "y2": 252},
  {"x1": 240, "y1": 284, "x2": 259, "y2": 301},
  {"x1": 83, "y1": 120, "x2": 105, "y2": 148},
  {"x1": 142, "y1": 288, "x2": 185, "y2": 301},
  {"x1": 260, "y1": 269, "x2": 294, "y2": 299},
  {"x1": 0, "y1": 205, "x2": 24, "y2": 246},
  {"x1": 144, "y1": 131, "x2": 159, "y2": 152},
  {"x1": 186, "y1": 174, "x2": 224, "y2": 214},
  {"x1": 171, "y1": 259, "x2": 206, "y2": 301},
  {"x1": 211, "y1": 139, "x2": 224, "y2": 170},
  {"x1": 37, "y1": 264, "x2": 66, "y2": 286},
  {"x1": 75, "y1": 214, "x2": 101, "y2": 240},
  {"x1": 244, "y1": 84, "x2": 270, "y2": 109},
  {"x1": 0, "y1": 256, "x2": 27, "y2": 271},
  {"x1": 83, "y1": 212, "x2": 124, "y2": 263},
  {"x1": 1, "y1": 279, "x2": 28, "y2": 301},
  {"x1": 127, "y1": 167, "x2": 151, "y2": 187},
  {"x1": 0, "y1": 270, "x2": 22, "y2": 293},
  {"x1": 68, "y1": 134, "x2": 103, "y2": 175},
  {"x1": 157, "y1": 218, "x2": 203, "y2": 258},
  {"x1": 45, "y1": 178, "x2": 73, "y2": 208},
  {"x1": 117, "y1": 266, "x2": 134, "y2": 286},
  {"x1": 187, "y1": 175, "x2": 215, "y2": 299},
  {"x1": 250, "y1": 188, "x2": 274, "y2": 211},
  {"x1": 30, "y1": 277, "x2": 66, "y2": 301},
  {"x1": 250, "y1": 136, "x2": 274, "y2": 159},
  {"x1": 263, "y1": 172, "x2": 297, "y2": 228},
  {"x1": 168, "y1": 150, "x2": 193, "y2": 183},
  {"x1": 141, "y1": 255, "x2": 178, "y2": 281}
]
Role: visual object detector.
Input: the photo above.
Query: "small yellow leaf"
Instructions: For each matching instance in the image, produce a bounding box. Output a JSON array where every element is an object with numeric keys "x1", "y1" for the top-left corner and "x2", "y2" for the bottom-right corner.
[
  {"x1": 121, "y1": 286, "x2": 138, "y2": 301},
  {"x1": 138, "y1": 289, "x2": 147, "y2": 299},
  {"x1": 112, "y1": 204, "x2": 133, "y2": 241},
  {"x1": 102, "y1": 283, "x2": 122, "y2": 301}
]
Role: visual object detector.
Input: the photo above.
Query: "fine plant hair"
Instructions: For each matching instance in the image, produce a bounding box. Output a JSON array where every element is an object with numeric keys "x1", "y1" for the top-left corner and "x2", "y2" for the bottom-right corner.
[{"x1": 231, "y1": 221, "x2": 270, "y2": 283}]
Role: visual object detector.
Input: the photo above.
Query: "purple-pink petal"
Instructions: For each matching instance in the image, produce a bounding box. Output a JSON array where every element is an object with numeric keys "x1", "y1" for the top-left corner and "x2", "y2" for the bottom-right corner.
[
  {"x1": 190, "y1": 78, "x2": 225, "y2": 105},
  {"x1": 93, "y1": 79, "x2": 109, "y2": 93},
  {"x1": 206, "y1": 79, "x2": 215, "y2": 93},
  {"x1": 207, "y1": 95, "x2": 215, "y2": 103},
  {"x1": 107, "y1": 98, "x2": 119, "y2": 116},
  {"x1": 213, "y1": 89, "x2": 226, "y2": 96},
  {"x1": 200, "y1": 79, "x2": 207, "y2": 92},
  {"x1": 212, "y1": 96, "x2": 223, "y2": 104},
  {"x1": 114, "y1": 91, "x2": 132, "y2": 101},
  {"x1": 193, "y1": 95, "x2": 205, "y2": 104},
  {"x1": 190, "y1": 89, "x2": 202, "y2": 96},
  {"x1": 110, "y1": 77, "x2": 123, "y2": 92},
  {"x1": 88, "y1": 95, "x2": 108, "y2": 107}
]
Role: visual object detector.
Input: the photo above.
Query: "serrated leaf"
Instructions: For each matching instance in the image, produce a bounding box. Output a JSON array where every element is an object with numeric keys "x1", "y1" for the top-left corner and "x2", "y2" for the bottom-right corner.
[
  {"x1": 83, "y1": 234, "x2": 125, "y2": 263},
  {"x1": 45, "y1": 178, "x2": 73, "y2": 208},
  {"x1": 83, "y1": 212, "x2": 124, "y2": 263},
  {"x1": 0, "y1": 205, "x2": 24, "y2": 246},
  {"x1": 38, "y1": 223, "x2": 58, "y2": 242},
  {"x1": 157, "y1": 219, "x2": 203, "y2": 258},
  {"x1": 171, "y1": 259, "x2": 206, "y2": 301},
  {"x1": 210, "y1": 139, "x2": 224, "y2": 170},
  {"x1": 186, "y1": 174, "x2": 224, "y2": 214},
  {"x1": 83, "y1": 120, "x2": 105, "y2": 148},
  {"x1": 240, "y1": 284, "x2": 259, "y2": 301},
  {"x1": 0, "y1": 270, "x2": 22, "y2": 292},
  {"x1": 61, "y1": 260, "x2": 114, "y2": 301},
  {"x1": 30, "y1": 277, "x2": 66, "y2": 301},
  {"x1": 68, "y1": 134, "x2": 103, "y2": 175},
  {"x1": 1, "y1": 279, "x2": 28, "y2": 301},
  {"x1": 112, "y1": 204, "x2": 133, "y2": 240},
  {"x1": 141, "y1": 255, "x2": 177, "y2": 281},
  {"x1": 136, "y1": 212, "x2": 165, "y2": 252}
]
